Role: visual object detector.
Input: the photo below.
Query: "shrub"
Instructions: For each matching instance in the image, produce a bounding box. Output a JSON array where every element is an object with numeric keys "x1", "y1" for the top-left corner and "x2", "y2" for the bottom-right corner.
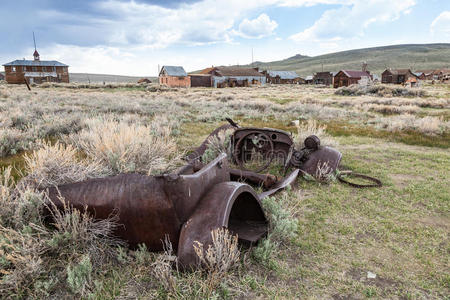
[
  {"x1": 71, "y1": 117, "x2": 181, "y2": 175},
  {"x1": 335, "y1": 84, "x2": 427, "y2": 97},
  {"x1": 23, "y1": 140, "x2": 110, "y2": 188},
  {"x1": 295, "y1": 119, "x2": 338, "y2": 148},
  {"x1": 261, "y1": 196, "x2": 298, "y2": 242},
  {"x1": 66, "y1": 255, "x2": 92, "y2": 296},
  {"x1": 193, "y1": 228, "x2": 240, "y2": 276},
  {"x1": 201, "y1": 128, "x2": 234, "y2": 163}
]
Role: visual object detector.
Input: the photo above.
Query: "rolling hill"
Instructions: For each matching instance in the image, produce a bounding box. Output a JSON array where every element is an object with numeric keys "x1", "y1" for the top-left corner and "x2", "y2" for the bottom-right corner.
[{"x1": 250, "y1": 43, "x2": 450, "y2": 77}]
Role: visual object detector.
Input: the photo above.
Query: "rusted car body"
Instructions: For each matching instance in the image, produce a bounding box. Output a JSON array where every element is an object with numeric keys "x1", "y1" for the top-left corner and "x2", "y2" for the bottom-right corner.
[
  {"x1": 47, "y1": 154, "x2": 268, "y2": 268},
  {"x1": 46, "y1": 120, "x2": 344, "y2": 269}
]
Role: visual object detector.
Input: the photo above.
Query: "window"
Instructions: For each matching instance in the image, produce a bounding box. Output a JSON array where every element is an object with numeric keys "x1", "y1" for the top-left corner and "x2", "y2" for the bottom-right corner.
[
  {"x1": 32, "y1": 66, "x2": 37, "y2": 72},
  {"x1": 12, "y1": 67, "x2": 16, "y2": 72}
]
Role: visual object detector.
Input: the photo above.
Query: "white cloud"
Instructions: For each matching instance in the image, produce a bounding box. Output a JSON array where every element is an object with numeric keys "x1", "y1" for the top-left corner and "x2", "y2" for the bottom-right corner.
[
  {"x1": 237, "y1": 14, "x2": 278, "y2": 39},
  {"x1": 290, "y1": 0, "x2": 416, "y2": 42},
  {"x1": 430, "y1": 11, "x2": 450, "y2": 37}
]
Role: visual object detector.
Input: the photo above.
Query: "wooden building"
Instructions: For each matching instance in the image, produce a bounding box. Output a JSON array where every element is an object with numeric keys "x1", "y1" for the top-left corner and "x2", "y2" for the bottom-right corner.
[
  {"x1": 3, "y1": 50, "x2": 69, "y2": 84},
  {"x1": 333, "y1": 70, "x2": 372, "y2": 88},
  {"x1": 190, "y1": 74, "x2": 212, "y2": 87},
  {"x1": 313, "y1": 72, "x2": 333, "y2": 85},
  {"x1": 264, "y1": 70, "x2": 301, "y2": 84},
  {"x1": 159, "y1": 66, "x2": 190, "y2": 88},
  {"x1": 201, "y1": 67, "x2": 266, "y2": 88},
  {"x1": 381, "y1": 69, "x2": 417, "y2": 84},
  {"x1": 415, "y1": 70, "x2": 434, "y2": 80}
]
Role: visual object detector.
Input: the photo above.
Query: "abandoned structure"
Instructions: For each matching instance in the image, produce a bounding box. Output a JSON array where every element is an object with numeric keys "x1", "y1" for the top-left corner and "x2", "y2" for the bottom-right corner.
[
  {"x1": 159, "y1": 66, "x2": 190, "y2": 88},
  {"x1": 333, "y1": 70, "x2": 372, "y2": 88},
  {"x1": 415, "y1": 70, "x2": 434, "y2": 80},
  {"x1": 3, "y1": 50, "x2": 69, "y2": 84},
  {"x1": 0, "y1": 73, "x2": 4, "y2": 81},
  {"x1": 432, "y1": 69, "x2": 450, "y2": 81},
  {"x1": 313, "y1": 72, "x2": 333, "y2": 86},
  {"x1": 305, "y1": 75, "x2": 313, "y2": 84},
  {"x1": 264, "y1": 70, "x2": 301, "y2": 84},
  {"x1": 189, "y1": 74, "x2": 212, "y2": 87},
  {"x1": 381, "y1": 69, "x2": 417, "y2": 84},
  {"x1": 200, "y1": 67, "x2": 266, "y2": 88}
]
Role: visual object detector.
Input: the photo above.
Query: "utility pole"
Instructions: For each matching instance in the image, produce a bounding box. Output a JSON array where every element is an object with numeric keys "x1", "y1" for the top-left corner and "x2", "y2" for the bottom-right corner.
[{"x1": 251, "y1": 47, "x2": 254, "y2": 67}]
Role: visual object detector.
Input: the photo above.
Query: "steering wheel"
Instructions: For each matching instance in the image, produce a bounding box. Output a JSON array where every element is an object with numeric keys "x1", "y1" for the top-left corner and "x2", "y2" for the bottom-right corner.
[{"x1": 233, "y1": 131, "x2": 275, "y2": 173}]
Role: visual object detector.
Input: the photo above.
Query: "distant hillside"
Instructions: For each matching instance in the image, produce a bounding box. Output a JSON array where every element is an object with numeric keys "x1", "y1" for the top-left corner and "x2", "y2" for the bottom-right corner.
[
  {"x1": 251, "y1": 44, "x2": 450, "y2": 77},
  {"x1": 69, "y1": 73, "x2": 157, "y2": 83}
]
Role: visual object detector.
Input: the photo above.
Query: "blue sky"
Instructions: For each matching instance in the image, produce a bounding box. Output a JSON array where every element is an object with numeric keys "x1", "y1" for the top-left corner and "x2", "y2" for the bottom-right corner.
[{"x1": 1, "y1": 0, "x2": 449, "y2": 76}]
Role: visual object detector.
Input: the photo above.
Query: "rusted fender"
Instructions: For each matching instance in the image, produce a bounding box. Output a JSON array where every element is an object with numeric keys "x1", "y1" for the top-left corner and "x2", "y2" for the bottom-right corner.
[
  {"x1": 299, "y1": 146, "x2": 342, "y2": 176},
  {"x1": 177, "y1": 182, "x2": 267, "y2": 269}
]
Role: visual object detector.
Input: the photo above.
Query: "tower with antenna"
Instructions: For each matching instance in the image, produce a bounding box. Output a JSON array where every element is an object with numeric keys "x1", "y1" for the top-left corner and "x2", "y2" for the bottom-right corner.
[{"x1": 33, "y1": 32, "x2": 40, "y2": 61}]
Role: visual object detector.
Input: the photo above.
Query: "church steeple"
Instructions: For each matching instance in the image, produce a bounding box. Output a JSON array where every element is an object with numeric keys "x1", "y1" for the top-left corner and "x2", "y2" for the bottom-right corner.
[{"x1": 33, "y1": 32, "x2": 40, "y2": 61}]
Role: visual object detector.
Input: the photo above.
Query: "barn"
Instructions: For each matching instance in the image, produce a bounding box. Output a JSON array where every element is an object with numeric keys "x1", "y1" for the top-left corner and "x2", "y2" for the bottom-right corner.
[
  {"x1": 201, "y1": 67, "x2": 266, "y2": 88},
  {"x1": 381, "y1": 69, "x2": 418, "y2": 84},
  {"x1": 333, "y1": 70, "x2": 372, "y2": 88},
  {"x1": 265, "y1": 70, "x2": 301, "y2": 84},
  {"x1": 313, "y1": 72, "x2": 333, "y2": 85},
  {"x1": 159, "y1": 66, "x2": 190, "y2": 88},
  {"x1": 2, "y1": 50, "x2": 69, "y2": 84}
]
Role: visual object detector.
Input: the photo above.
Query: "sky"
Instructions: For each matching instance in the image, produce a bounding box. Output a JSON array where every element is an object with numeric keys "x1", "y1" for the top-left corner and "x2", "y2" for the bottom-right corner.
[{"x1": 1, "y1": 0, "x2": 449, "y2": 76}]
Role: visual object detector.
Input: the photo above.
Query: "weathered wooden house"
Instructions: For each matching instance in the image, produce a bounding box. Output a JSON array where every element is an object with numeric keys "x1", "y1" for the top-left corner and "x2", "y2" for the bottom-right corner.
[
  {"x1": 313, "y1": 72, "x2": 333, "y2": 85},
  {"x1": 159, "y1": 66, "x2": 190, "y2": 88},
  {"x1": 333, "y1": 70, "x2": 372, "y2": 88},
  {"x1": 3, "y1": 50, "x2": 69, "y2": 84},
  {"x1": 264, "y1": 70, "x2": 301, "y2": 84},
  {"x1": 189, "y1": 74, "x2": 212, "y2": 87},
  {"x1": 381, "y1": 69, "x2": 417, "y2": 84},
  {"x1": 201, "y1": 67, "x2": 266, "y2": 88}
]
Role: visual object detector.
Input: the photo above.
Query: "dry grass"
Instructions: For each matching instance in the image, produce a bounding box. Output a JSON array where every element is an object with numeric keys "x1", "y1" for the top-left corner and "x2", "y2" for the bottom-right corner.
[
  {"x1": 294, "y1": 119, "x2": 338, "y2": 147},
  {"x1": 201, "y1": 128, "x2": 235, "y2": 163},
  {"x1": 23, "y1": 140, "x2": 109, "y2": 188},
  {"x1": 70, "y1": 116, "x2": 181, "y2": 175},
  {"x1": 0, "y1": 83, "x2": 448, "y2": 298}
]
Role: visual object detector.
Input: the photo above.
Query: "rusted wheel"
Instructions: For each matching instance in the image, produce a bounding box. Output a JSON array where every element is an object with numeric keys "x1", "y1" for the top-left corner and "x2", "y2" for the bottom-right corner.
[{"x1": 233, "y1": 131, "x2": 274, "y2": 173}]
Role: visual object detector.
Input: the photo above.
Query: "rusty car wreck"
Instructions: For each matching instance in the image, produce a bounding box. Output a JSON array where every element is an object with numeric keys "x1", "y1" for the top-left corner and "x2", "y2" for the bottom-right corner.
[{"x1": 46, "y1": 119, "x2": 378, "y2": 269}]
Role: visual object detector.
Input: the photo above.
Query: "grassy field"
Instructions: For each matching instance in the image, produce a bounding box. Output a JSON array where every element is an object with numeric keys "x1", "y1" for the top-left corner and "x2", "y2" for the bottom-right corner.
[
  {"x1": 250, "y1": 43, "x2": 450, "y2": 77},
  {"x1": 0, "y1": 81, "x2": 448, "y2": 299}
]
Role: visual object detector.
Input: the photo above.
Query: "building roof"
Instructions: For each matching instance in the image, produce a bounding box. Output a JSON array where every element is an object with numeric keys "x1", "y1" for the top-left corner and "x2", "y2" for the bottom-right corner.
[
  {"x1": 416, "y1": 69, "x2": 434, "y2": 75},
  {"x1": 338, "y1": 70, "x2": 371, "y2": 78},
  {"x1": 383, "y1": 69, "x2": 412, "y2": 75},
  {"x1": 160, "y1": 66, "x2": 187, "y2": 77},
  {"x1": 3, "y1": 60, "x2": 68, "y2": 67},
  {"x1": 267, "y1": 70, "x2": 299, "y2": 79},
  {"x1": 305, "y1": 75, "x2": 313, "y2": 80},
  {"x1": 212, "y1": 67, "x2": 264, "y2": 77}
]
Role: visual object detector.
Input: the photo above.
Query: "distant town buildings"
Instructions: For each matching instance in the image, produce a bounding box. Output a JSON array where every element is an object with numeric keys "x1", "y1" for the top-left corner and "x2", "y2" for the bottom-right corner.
[
  {"x1": 333, "y1": 70, "x2": 372, "y2": 88},
  {"x1": 2, "y1": 50, "x2": 69, "y2": 84},
  {"x1": 381, "y1": 69, "x2": 417, "y2": 84},
  {"x1": 264, "y1": 70, "x2": 302, "y2": 84},
  {"x1": 159, "y1": 66, "x2": 190, "y2": 88}
]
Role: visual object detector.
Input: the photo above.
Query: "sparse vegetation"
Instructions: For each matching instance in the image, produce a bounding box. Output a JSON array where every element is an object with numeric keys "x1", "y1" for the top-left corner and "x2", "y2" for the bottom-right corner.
[{"x1": 0, "y1": 82, "x2": 448, "y2": 299}]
